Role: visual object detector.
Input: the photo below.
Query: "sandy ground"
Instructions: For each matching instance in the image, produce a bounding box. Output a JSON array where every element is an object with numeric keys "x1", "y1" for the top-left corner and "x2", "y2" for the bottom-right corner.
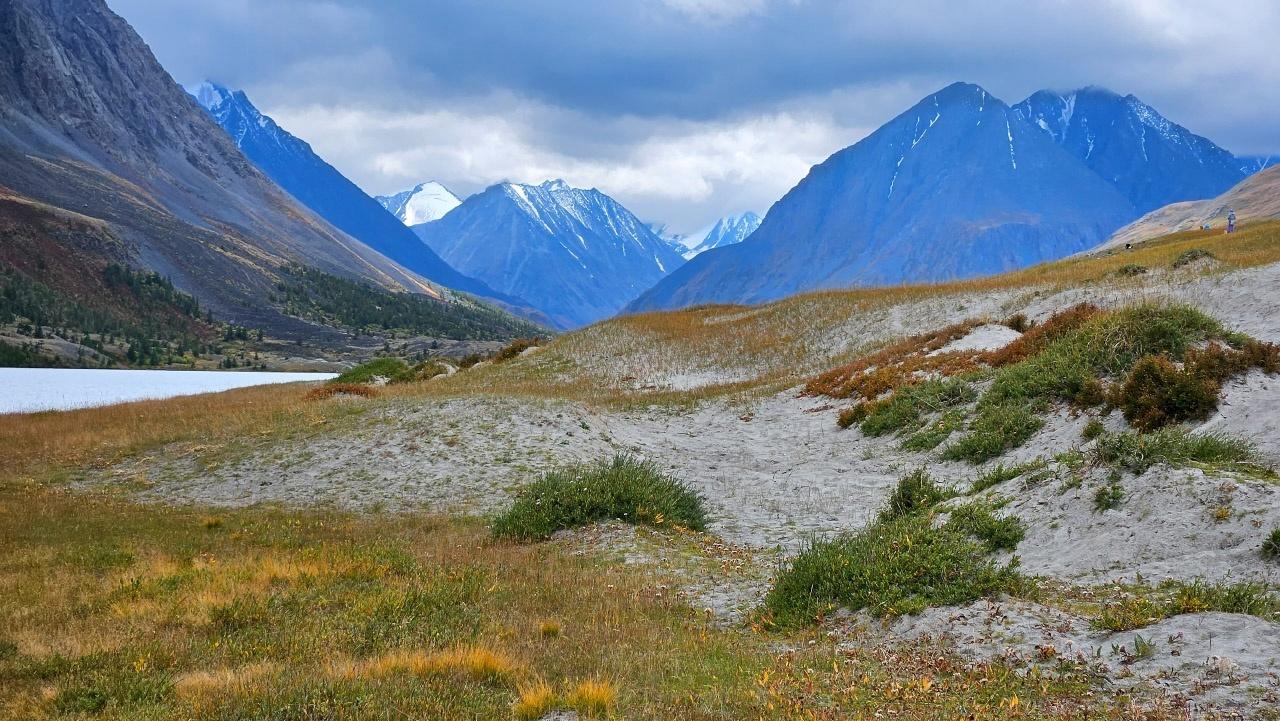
[{"x1": 96, "y1": 260, "x2": 1280, "y2": 717}]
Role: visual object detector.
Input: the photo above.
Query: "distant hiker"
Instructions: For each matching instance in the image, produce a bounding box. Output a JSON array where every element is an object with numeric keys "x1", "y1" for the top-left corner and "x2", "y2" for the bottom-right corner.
[{"x1": 1227, "y1": 209, "x2": 1237, "y2": 233}]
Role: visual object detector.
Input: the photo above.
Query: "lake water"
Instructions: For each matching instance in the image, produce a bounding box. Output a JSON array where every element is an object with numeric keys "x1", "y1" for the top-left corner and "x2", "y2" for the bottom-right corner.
[{"x1": 0, "y1": 368, "x2": 338, "y2": 414}]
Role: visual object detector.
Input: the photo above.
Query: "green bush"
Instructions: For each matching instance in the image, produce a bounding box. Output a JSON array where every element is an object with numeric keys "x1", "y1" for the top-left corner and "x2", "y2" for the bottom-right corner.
[
  {"x1": 493, "y1": 337, "x2": 544, "y2": 363},
  {"x1": 1116, "y1": 355, "x2": 1220, "y2": 431},
  {"x1": 1081, "y1": 418, "x2": 1106, "y2": 441},
  {"x1": 761, "y1": 512, "x2": 1022, "y2": 626},
  {"x1": 1263, "y1": 528, "x2": 1280, "y2": 561},
  {"x1": 1093, "y1": 428, "x2": 1261, "y2": 475},
  {"x1": 1093, "y1": 482, "x2": 1125, "y2": 512},
  {"x1": 877, "y1": 469, "x2": 953, "y2": 522},
  {"x1": 334, "y1": 357, "x2": 412, "y2": 384},
  {"x1": 492, "y1": 455, "x2": 708, "y2": 542},
  {"x1": 900, "y1": 409, "x2": 963, "y2": 451},
  {"x1": 859, "y1": 378, "x2": 976, "y2": 437},
  {"x1": 941, "y1": 402, "x2": 1044, "y2": 464},
  {"x1": 946, "y1": 503, "x2": 1025, "y2": 551},
  {"x1": 1115, "y1": 263, "x2": 1148, "y2": 277},
  {"x1": 1172, "y1": 248, "x2": 1216, "y2": 269}
]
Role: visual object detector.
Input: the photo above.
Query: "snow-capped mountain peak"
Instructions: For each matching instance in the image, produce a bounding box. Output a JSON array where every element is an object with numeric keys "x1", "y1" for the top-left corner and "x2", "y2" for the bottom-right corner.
[
  {"x1": 414, "y1": 179, "x2": 686, "y2": 328},
  {"x1": 376, "y1": 181, "x2": 462, "y2": 226}
]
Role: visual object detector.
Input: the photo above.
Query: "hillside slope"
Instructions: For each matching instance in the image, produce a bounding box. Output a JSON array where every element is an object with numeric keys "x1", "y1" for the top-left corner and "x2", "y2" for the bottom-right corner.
[{"x1": 1103, "y1": 165, "x2": 1280, "y2": 249}]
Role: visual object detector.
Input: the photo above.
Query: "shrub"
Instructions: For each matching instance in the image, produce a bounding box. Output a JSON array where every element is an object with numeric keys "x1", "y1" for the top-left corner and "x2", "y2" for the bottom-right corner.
[
  {"x1": 878, "y1": 469, "x2": 953, "y2": 522},
  {"x1": 984, "y1": 304, "x2": 1101, "y2": 368},
  {"x1": 1116, "y1": 355, "x2": 1220, "y2": 431},
  {"x1": 900, "y1": 410, "x2": 964, "y2": 451},
  {"x1": 946, "y1": 503, "x2": 1025, "y2": 551},
  {"x1": 1115, "y1": 263, "x2": 1148, "y2": 277},
  {"x1": 1263, "y1": 528, "x2": 1280, "y2": 561},
  {"x1": 305, "y1": 382, "x2": 379, "y2": 401},
  {"x1": 1095, "y1": 580, "x2": 1280, "y2": 630},
  {"x1": 492, "y1": 455, "x2": 708, "y2": 542},
  {"x1": 1172, "y1": 248, "x2": 1216, "y2": 269},
  {"x1": 836, "y1": 405, "x2": 867, "y2": 430},
  {"x1": 859, "y1": 379, "x2": 976, "y2": 437},
  {"x1": 1093, "y1": 482, "x2": 1124, "y2": 512},
  {"x1": 1093, "y1": 428, "x2": 1261, "y2": 475},
  {"x1": 334, "y1": 357, "x2": 411, "y2": 384},
  {"x1": 456, "y1": 353, "x2": 486, "y2": 369},
  {"x1": 762, "y1": 512, "x2": 1022, "y2": 626},
  {"x1": 1081, "y1": 418, "x2": 1106, "y2": 440},
  {"x1": 941, "y1": 402, "x2": 1044, "y2": 464},
  {"x1": 493, "y1": 337, "x2": 543, "y2": 363},
  {"x1": 1002, "y1": 313, "x2": 1031, "y2": 333}
]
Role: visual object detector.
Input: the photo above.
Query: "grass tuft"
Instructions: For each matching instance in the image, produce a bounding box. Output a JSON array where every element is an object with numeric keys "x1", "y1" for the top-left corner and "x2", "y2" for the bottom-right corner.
[
  {"x1": 878, "y1": 469, "x2": 953, "y2": 522},
  {"x1": 492, "y1": 455, "x2": 708, "y2": 542},
  {"x1": 1115, "y1": 355, "x2": 1219, "y2": 431},
  {"x1": 1092, "y1": 428, "x2": 1264, "y2": 475},
  {"x1": 513, "y1": 679, "x2": 558, "y2": 720},
  {"x1": 305, "y1": 382, "x2": 379, "y2": 401},
  {"x1": 567, "y1": 678, "x2": 617, "y2": 718},
  {"x1": 1094, "y1": 579, "x2": 1280, "y2": 631},
  {"x1": 334, "y1": 357, "x2": 412, "y2": 384},
  {"x1": 1263, "y1": 528, "x2": 1280, "y2": 561},
  {"x1": 945, "y1": 503, "x2": 1025, "y2": 552},
  {"x1": 968, "y1": 459, "x2": 1047, "y2": 494}
]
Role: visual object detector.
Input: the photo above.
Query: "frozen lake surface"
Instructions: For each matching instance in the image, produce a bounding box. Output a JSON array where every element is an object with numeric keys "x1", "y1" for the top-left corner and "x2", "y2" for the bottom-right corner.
[{"x1": 0, "y1": 368, "x2": 337, "y2": 414}]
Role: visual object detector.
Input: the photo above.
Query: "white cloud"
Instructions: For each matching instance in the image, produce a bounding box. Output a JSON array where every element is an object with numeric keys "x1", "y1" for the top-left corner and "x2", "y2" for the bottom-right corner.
[
  {"x1": 659, "y1": 0, "x2": 769, "y2": 22},
  {"x1": 269, "y1": 97, "x2": 863, "y2": 232}
]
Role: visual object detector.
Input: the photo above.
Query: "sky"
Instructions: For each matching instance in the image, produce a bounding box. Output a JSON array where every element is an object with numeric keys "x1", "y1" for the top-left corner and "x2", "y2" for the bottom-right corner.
[{"x1": 109, "y1": 0, "x2": 1279, "y2": 235}]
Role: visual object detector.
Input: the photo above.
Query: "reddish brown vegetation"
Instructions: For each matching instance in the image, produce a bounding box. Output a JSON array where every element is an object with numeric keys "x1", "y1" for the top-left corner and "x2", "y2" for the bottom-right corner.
[{"x1": 305, "y1": 383, "x2": 379, "y2": 401}]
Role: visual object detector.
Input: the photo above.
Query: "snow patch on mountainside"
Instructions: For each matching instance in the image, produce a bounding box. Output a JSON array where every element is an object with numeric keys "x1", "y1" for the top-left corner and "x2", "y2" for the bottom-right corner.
[{"x1": 376, "y1": 181, "x2": 462, "y2": 225}]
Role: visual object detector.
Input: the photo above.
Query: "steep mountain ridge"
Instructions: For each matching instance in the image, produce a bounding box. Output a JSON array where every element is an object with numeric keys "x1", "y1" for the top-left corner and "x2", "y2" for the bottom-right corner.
[
  {"x1": 0, "y1": 0, "x2": 553, "y2": 348},
  {"x1": 628, "y1": 82, "x2": 1136, "y2": 313},
  {"x1": 192, "y1": 83, "x2": 532, "y2": 313},
  {"x1": 1013, "y1": 87, "x2": 1245, "y2": 213},
  {"x1": 377, "y1": 182, "x2": 462, "y2": 226},
  {"x1": 0, "y1": 0, "x2": 455, "y2": 338},
  {"x1": 415, "y1": 180, "x2": 685, "y2": 328}
]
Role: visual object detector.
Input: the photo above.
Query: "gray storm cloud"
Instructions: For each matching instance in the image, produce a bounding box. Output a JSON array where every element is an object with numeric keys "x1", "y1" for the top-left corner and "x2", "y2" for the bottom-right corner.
[{"x1": 109, "y1": 0, "x2": 1279, "y2": 232}]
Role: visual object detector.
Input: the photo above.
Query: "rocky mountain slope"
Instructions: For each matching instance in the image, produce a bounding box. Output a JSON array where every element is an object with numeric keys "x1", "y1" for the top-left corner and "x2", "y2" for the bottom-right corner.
[
  {"x1": 629, "y1": 83, "x2": 1136, "y2": 312},
  {"x1": 414, "y1": 180, "x2": 685, "y2": 328},
  {"x1": 377, "y1": 181, "x2": 462, "y2": 226},
  {"x1": 192, "y1": 84, "x2": 523, "y2": 310},
  {"x1": 0, "y1": 0, "x2": 539, "y2": 344},
  {"x1": 1014, "y1": 87, "x2": 1246, "y2": 213}
]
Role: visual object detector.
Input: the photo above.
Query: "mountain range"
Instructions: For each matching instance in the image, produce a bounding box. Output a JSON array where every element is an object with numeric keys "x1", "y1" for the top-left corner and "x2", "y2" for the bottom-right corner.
[
  {"x1": 414, "y1": 180, "x2": 686, "y2": 328},
  {"x1": 660, "y1": 213, "x2": 763, "y2": 260},
  {"x1": 1012, "y1": 87, "x2": 1246, "y2": 214},
  {"x1": 629, "y1": 82, "x2": 1257, "y2": 313},
  {"x1": 377, "y1": 182, "x2": 463, "y2": 226}
]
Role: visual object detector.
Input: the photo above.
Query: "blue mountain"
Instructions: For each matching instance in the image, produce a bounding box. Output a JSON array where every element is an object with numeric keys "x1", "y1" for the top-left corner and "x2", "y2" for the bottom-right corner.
[
  {"x1": 192, "y1": 83, "x2": 531, "y2": 313},
  {"x1": 628, "y1": 82, "x2": 1135, "y2": 312},
  {"x1": 1239, "y1": 155, "x2": 1277, "y2": 175},
  {"x1": 414, "y1": 180, "x2": 685, "y2": 328},
  {"x1": 1013, "y1": 87, "x2": 1245, "y2": 213}
]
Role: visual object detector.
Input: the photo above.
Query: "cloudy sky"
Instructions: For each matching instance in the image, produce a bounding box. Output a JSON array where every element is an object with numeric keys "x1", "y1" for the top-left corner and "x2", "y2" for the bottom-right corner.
[{"x1": 110, "y1": 0, "x2": 1278, "y2": 234}]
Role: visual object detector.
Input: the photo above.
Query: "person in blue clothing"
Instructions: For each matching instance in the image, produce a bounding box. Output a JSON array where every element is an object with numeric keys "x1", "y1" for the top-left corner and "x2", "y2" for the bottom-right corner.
[{"x1": 1227, "y1": 209, "x2": 1237, "y2": 233}]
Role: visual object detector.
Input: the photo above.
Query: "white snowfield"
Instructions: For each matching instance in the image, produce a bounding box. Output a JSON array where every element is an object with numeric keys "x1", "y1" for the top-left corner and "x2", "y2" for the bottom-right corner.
[{"x1": 91, "y1": 259, "x2": 1280, "y2": 715}]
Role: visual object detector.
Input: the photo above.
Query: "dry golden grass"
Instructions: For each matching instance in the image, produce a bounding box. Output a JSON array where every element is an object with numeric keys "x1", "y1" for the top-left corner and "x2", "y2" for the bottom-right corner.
[
  {"x1": 304, "y1": 382, "x2": 379, "y2": 401},
  {"x1": 172, "y1": 661, "x2": 278, "y2": 701},
  {"x1": 327, "y1": 645, "x2": 518, "y2": 683},
  {"x1": 0, "y1": 382, "x2": 333, "y2": 482},
  {"x1": 567, "y1": 677, "x2": 618, "y2": 718},
  {"x1": 512, "y1": 678, "x2": 557, "y2": 720}
]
